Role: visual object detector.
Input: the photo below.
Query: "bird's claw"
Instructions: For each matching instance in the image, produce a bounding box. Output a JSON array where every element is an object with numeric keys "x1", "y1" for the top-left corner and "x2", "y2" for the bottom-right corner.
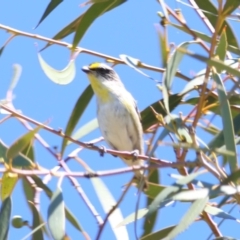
[
  {"x1": 99, "y1": 145, "x2": 107, "y2": 157},
  {"x1": 131, "y1": 149, "x2": 140, "y2": 161}
]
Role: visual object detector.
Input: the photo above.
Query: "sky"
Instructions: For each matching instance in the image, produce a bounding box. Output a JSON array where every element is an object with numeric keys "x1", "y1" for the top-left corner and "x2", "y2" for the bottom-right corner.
[{"x1": 0, "y1": 0, "x2": 240, "y2": 240}]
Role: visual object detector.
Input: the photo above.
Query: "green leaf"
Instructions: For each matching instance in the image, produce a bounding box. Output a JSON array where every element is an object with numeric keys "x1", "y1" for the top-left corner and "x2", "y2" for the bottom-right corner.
[
  {"x1": 172, "y1": 189, "x2": 209, "y2": 201},
  {"x1": 68, "y1": 118, "x2": 98, "y2": 145},
  {"x1": 215, "y1": 29, "x2": 227, "y2": 62},
  {"x1": 169, "y1": 22, "x2": 240, "y2": 55},
  {"x1": 0, "y1": 46, "x2": 4, "y2": 56},
  {"x1": 61, "y1": 85, "x2": 93, "y2": 155},
  {"x1": 182, "y1": 50, "x2": 240, "y2": 77},
  {"x1": 142, "y1": 169, "x2": 159, "y2": 237},
  {"x1": 0, "y1": 197, "x2": 11, "y2": 240},
  {"x1": 91, "y1": 177, "x2": 128, "y2": 239},
  {"x1": 215, "y1": 29, "x2": 228, "y2": 73},
  {"x1": 120, "y1": 54, "x2": 154, "y2": 80},
  {"x1": 166, "y1": 197, "x2": 208, "y2": 239},
  {"x1": 38, "y1": 53, "x2": 76, "y2": 85},
  {"x1": 41, "y1": 16, "x2": 82, "y2": 51},
  {"x1": 141, "y1": 93, "x2": 183, "y2": 131},
  {"x1": 207, "y1": 113, "x2": 240, "y2": 152},
  {"x1": 22, "y1": 178, "x2": 35, "y2": 202},
  {"x1": 0, "y1": 140, "x2": 34, "y2": 168},
  {"x1": 180, "y1": 69, "x2": 205, "y2": 95},
  {"x1": 32, "y1": 176, "x2": 83, "y2": 232},
  {"x1": 1, "y1": 172, "x2": 18, "y2": 201},
  {"x1": 223, "y1": 0, "x2": 240, "y2": 16},
  {"x1": 35, "y1": 0, "x2": 63, "y2": 28},
  {"x1": 48, "y1": 187, "x2": 65, "y2": 240},
  {"x1": 194, "y1": 0, "x2": 239, "y2": 48},
  {"x1": 29, "y1": 202, "x2": 45, "y2": 240},
  {"x1": 140, "y1": 225, "x2": 176, "y2": 240},
  {"x1": 146, "y1": 186, "x2": 180, "y2": 218},
  {"x1": 204, "y1": 205, "x2": 240, "y2": 222},
  {"x1": 7, "y1": 126, "x2": 41, "y2": 160},
  {"x1": 116, "y1": 208, "x2": 149, "y2": 227},
  {"x1": 72, "y1": 0, "x2": 126, "y2": 50},
  {"x1": 212, "y1": 72, "x2": 237, "y2": 173},
  {"x1": 164, "y1": 41, "x2": 196, "y2": 91},
  {"x1": 8, "y1": 64, "x2": 22, "y2": 91},
  {"x1": 155, "y1": 24, "x2": 168, "y2": 67}
]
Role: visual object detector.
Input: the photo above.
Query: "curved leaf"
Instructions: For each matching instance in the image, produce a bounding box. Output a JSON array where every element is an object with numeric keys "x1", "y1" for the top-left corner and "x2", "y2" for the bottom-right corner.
[
  {"x1": 194, "y1": 0, "x2": 239, "y2": 48},
  {"x1": 141, "y1": 93, "x2": 183, "y2": 131},
  {"x1": 166, "y1": 197, "x2": 208, "y2": 239},
  {"x1": 0, "y1": 140, "x2": 34, "y2": 168},
  {"x1": 72, "y1": 0, "x2": 126, "y2": 50},
  {"x1": 169, "y1": 23, "x2": 240, "y2": 55},
  {"x1": 35, "y1": 0, "x2": 63, "y2": 28},
  {"x1": 32, "y1": 176, "x2": 83, "y2": 232},
  {"x1": 68, "y1": 118, "x2": 98, "y2": 145},
  {"x1": 48, "y1": 187, "x2": 65, "y2": 240},
  {"x1": 61, "y1": 84, "x2": 93, "y2": 155},
  {"x1": 38, "y1": 53, "x2": 76, "y2": 85},
  {"x1": 204, "y1": 205, "x2": 240, "y2": 222},
  {"x1": 91, "y1": 177, "x2": 129, "y2": 240},
  {"x1": 7, "y1": 126, "x2": 41, "y2": 160},
  {"x1": 29, "y1": 202, "x2": 45, "y2": 240},
  {"x1": 140, "y1": 225, "x2": 176, "y2": 240}
]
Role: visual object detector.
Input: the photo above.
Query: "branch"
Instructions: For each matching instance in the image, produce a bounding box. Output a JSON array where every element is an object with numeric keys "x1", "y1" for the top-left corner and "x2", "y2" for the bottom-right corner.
[{"x1": 0, "y1": 24, "x2": 191, "y2": 81}]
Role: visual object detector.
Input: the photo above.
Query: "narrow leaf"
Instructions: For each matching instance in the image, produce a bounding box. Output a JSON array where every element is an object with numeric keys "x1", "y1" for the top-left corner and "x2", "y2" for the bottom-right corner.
[
  {"x1": 32, "y1": 176, "x2": 83, "y2": 232},
  {"x1": 166, "y1": 197, "x2": 208, "y2": 239},
  {"x1": 116, "y1": 208, "x2": 148, "y2": 227},
  {"x1": 61, "y1": 85, "x2": 93, "y2": 155},
  {"x1": 140, "y1": 225, "x2": 176, "y2": 240},
  {"x1": 194, "y1": 0, "x2": 239, "y2": 48},
  {"x1": 223, "y1": 0, "x2": 240, "y2": 16},
  {"x1": 68, "y1": 118, "x2": 98, "y2": 145},
  {"x1": 141, "y1": 93, "x2": 183, "y2": 131},
  {"x1": 169, "y1": 22, "x2": 240, "y2": 55},
  {"x1": 0, "y1": 197, "x2": 11, "y2": 240},
  {"x1": 120, "y1": 54, "x2": 154, "y2": 80},
  {"x1": 205, "y1": 205, "x2": 240, "y2": 222},
  {"x1": 38, "y1": 53, "x2": 75, "y2": 85},
  {"x1": 8, "y1": 64, "x2": 22, "y2": 91},
  {"x1": 48, "y1": 187, "x2": 65, "y2": 240},
  {"x1": 35, "y1": 0, "x2": 63, "y2": 28},
  {"x1": 182, "y1": 50, "x2": 240, "y2": 77},
  {"x1": 29, "y1": 202, "x2": 45, "y2": 240},
  {"x1": 1, "y1": 172, "x2": 18, "y2": 201},
  {"x1": 212, "y1": 72, "x2": 237, "y2": 173},
  {"x1": 7, "y1": 126, "x2": 41, "y2": 160},
  {"x1": 72, "y1": 0, "x2": 126, "y2": 50},
  {"x1": 91, "y1": 177, "x2": 129, "y2": 239},
  {"x1": 164, "y1": 41, "x2": 196, "y2": 91},
  {"x1": 0, "y1": 140, "x2": 34, "y2": 168}
]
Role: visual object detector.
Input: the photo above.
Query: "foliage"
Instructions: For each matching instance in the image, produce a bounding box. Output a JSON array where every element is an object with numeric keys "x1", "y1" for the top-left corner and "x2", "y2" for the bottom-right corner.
[{"x1": 0, "y1": 0, "x2": 240, "y2": 240}]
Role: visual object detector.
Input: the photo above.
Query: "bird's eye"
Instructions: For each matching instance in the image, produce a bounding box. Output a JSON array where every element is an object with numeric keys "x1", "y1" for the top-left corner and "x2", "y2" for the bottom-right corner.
[{"x1": 98, "y1": 68, "x2": 110, "y2": 75}]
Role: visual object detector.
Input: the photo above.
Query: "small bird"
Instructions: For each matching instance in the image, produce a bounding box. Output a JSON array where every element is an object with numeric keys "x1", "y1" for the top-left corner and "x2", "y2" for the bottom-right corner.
[{"x1": 82, "y1": 62, "x2": 147, "y2": 190}]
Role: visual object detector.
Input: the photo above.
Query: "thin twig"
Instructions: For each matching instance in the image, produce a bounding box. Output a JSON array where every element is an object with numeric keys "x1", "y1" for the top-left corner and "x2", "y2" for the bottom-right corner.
[
  {"x1": 0, "y1": 24, "x2": 191, "y2": 81},
  {"x1": 95, "y1": 179, "x2": 133, "y2": 240}
]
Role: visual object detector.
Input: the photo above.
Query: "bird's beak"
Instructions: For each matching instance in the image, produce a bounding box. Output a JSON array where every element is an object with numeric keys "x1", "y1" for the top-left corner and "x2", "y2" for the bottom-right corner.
[{"x1": 82, "y1": 66, "x2": 90, "y2": 73}]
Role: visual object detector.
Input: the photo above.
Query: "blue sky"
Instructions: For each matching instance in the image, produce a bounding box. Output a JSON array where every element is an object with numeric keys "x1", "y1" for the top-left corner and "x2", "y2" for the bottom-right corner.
[{"x1": 0, "y1": 0, "x2": 240, "y2": 239}]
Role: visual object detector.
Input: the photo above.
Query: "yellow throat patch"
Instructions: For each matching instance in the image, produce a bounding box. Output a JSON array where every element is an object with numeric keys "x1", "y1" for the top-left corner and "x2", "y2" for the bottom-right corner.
[{"x1": 87, "y1": 63, "x2": 111, "y2": 103}]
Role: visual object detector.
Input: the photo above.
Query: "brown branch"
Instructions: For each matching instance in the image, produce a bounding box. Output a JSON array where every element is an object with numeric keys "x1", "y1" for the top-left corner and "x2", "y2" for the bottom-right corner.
[{"x1": 0, "y1": 23, "x2": 191, "y2": 81}]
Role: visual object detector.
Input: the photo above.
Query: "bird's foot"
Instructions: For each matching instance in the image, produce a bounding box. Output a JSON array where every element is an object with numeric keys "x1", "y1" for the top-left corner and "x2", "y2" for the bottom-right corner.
[
  {"x1": 130, "y1": 149, "x2": 140, "y2": 161},
  {"x1": 99, "y1": 145, "x2": 107, "y2": 157}
]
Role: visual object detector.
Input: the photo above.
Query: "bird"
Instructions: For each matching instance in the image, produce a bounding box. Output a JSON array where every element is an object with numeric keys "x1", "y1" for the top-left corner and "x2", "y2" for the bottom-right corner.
[{"x1": 82, "y1": 62, "x2": 148, "y2": 190}]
